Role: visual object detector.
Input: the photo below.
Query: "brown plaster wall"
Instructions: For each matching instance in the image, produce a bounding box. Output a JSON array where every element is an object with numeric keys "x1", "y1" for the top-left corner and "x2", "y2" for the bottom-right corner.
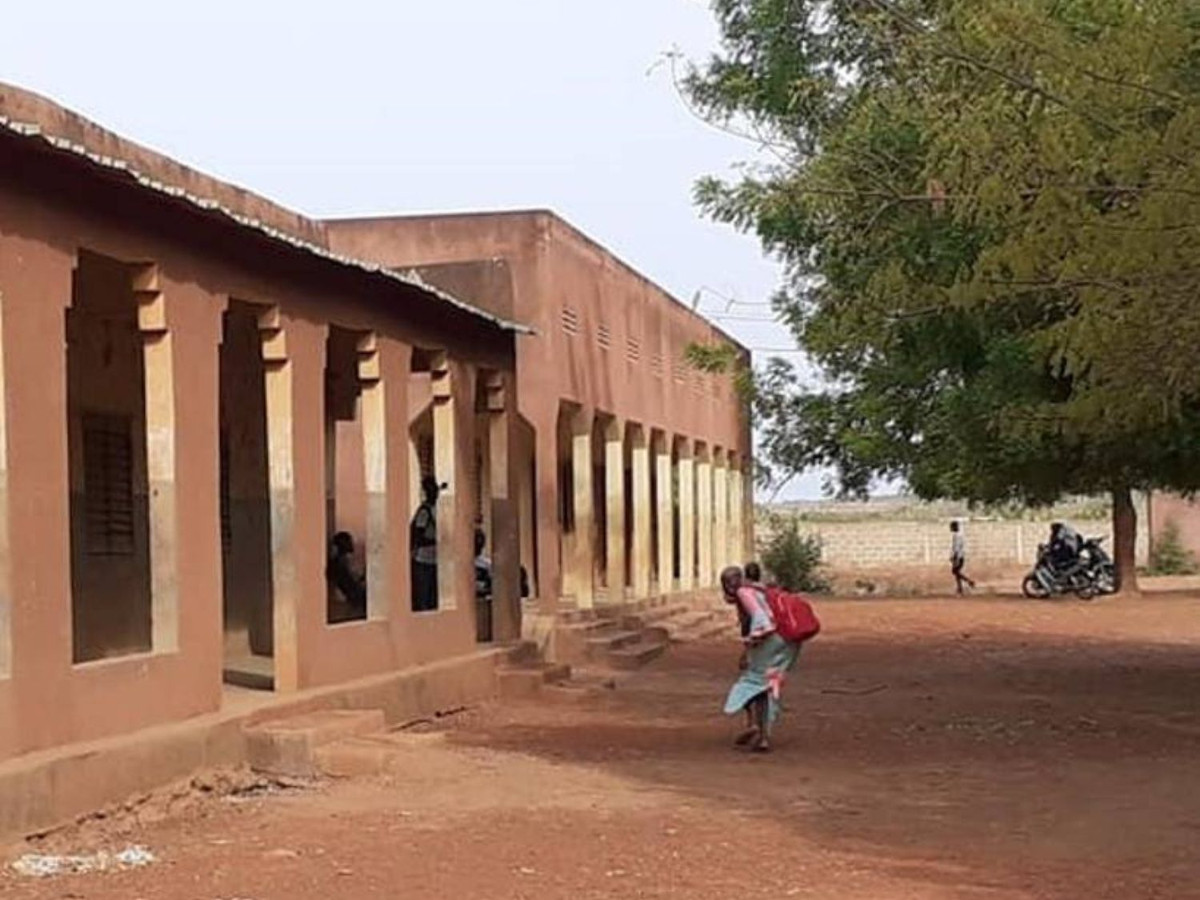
[
  {"x1": 412, "y1": 260, "x2": 516, "y2": 322},
  {"x1": 325, "y1": 211, "x2": 754, "y2": 606},
  {"x1": 0, "y1": 141, "x2": 513, "y2": 763}
]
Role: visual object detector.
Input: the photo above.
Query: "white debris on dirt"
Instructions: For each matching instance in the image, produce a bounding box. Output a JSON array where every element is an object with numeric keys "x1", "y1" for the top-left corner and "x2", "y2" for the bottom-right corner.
[{"x1": 10, "y1": 845, "x2": 155, "y2": 878}]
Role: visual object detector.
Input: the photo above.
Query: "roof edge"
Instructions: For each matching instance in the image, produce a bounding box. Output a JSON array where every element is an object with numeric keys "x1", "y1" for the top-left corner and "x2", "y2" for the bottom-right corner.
[
  {"x1": 326, "y1": 208, "x2": 750, "y2": 354},
  {"x1": 0, "y1": 83, "x2": 532, "y2": 336}
]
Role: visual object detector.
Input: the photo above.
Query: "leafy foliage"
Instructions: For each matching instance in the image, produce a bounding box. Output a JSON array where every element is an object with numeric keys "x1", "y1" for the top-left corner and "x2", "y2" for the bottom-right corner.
[
  {"x1": 1148, "y1": 520, "x2": 1199, "y2": 576},
  {"x1": 686, "y1": 0, "x2": 1200, "y2": 589},
  {"x1": 759, "y1": 513, "x2": 832, "y2": 593}
]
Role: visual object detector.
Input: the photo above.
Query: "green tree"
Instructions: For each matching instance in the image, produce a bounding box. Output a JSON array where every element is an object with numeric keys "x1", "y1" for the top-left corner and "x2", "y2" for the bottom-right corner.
[{"x1": 686, "y1": 0, "x2": 1200, "y2": 592}]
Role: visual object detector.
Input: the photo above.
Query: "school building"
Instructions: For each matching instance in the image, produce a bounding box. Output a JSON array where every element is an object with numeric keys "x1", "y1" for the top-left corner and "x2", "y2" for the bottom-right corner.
[{"x1": 0, "y1": 83, "x2": 752, "y2": 835}]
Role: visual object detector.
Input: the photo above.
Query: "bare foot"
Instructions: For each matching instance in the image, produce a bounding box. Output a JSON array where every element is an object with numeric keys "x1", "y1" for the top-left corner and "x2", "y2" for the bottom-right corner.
[{"x1": 734, "y1": 728, "x2": 759, "y2": 747}]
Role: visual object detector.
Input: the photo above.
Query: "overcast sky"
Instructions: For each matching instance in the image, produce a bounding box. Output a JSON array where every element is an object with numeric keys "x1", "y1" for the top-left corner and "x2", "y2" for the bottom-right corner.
[{"x1": 1, "y1": 0, "x2": 832, "y2": 499}]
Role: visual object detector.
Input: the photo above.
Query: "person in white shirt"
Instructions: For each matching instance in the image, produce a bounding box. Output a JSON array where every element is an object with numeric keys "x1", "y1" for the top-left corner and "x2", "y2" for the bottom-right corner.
[{"x1": 950, "y1": 520, "x2": 976, "y2": 595}]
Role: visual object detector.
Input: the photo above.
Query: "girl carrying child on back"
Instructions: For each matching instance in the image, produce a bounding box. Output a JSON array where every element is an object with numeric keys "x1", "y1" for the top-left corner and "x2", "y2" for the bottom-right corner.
[{"x1": 720, "y1": 565, "x2": 806, "y2": 754}]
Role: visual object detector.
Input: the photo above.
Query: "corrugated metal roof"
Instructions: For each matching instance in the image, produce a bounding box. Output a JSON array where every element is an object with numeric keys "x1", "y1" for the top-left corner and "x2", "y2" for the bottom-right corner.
[{"x1": 0, "y1": 116, "x2": 535, "y2": 336}]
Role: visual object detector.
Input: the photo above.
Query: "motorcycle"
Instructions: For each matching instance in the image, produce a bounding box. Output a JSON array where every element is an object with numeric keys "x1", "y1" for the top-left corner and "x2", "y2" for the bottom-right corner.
[
  {"x1": 1022, "y1": 542, "x2": 1100, "y2": 600},
  {"x1": 1080, "y1": 537, "x2": 1117, "y2": 595}
]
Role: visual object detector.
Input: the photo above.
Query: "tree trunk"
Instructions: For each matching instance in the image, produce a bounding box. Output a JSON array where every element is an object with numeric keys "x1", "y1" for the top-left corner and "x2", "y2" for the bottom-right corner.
[{"x1": 1112, "y1": 485, "x2": 1140, "y2": 595}]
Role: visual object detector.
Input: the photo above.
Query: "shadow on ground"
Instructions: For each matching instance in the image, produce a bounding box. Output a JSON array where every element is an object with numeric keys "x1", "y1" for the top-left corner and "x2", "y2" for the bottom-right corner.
[{"x1": 450, "y1": 598, "x2": 1200, "y2": 899}]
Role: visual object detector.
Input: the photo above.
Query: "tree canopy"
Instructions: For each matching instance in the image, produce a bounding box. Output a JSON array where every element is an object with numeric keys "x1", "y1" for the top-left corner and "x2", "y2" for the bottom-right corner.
[{"x1": 686, "y1": 0, "x2": 1200, "y2": 588}]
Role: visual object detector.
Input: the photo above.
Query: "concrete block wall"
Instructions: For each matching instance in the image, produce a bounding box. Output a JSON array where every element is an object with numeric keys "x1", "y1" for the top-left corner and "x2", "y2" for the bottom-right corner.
[{"x1": 774, "y1": 517, "x2": 1149, "y2": 571}]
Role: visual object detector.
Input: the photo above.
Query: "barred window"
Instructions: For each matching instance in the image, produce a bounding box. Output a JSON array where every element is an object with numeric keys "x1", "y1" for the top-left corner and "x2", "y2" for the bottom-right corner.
[
  {"x1": 417, "y1": 433, "x2": 435, "y2": 477},
  {"x1": 82, "y1": 413, "x2": 135, "y2": 556}
]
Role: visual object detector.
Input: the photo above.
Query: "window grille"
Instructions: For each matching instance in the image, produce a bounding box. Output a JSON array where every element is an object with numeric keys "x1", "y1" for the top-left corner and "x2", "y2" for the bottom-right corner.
[{"x1": 82, "y1": 413, "x2": 135, "y2": 556}]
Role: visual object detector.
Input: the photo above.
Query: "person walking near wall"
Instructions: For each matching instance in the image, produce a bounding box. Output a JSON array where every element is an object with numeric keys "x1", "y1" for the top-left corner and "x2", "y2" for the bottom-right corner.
[{"x1": 950, "y1": 521, "x2": 976, "y2": 595}]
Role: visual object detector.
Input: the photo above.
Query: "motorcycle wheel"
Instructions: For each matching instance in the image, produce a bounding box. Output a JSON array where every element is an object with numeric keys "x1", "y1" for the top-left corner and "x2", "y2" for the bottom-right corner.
[
  {"x1": 1022, "y1": 574, "x2": 1050, "y2": 599},
  {"x1": 1096, "y1": 564, "x2": 1117, "y2": 595},
  {"x1": 1075, "y1": 581, "x2": 1097, "y2": 601}
]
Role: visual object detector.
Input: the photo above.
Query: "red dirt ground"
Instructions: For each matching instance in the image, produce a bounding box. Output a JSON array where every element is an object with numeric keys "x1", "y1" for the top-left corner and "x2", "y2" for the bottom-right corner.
[{"x1": 5, "y1": 596, "x2": 1200, "y2": 899}]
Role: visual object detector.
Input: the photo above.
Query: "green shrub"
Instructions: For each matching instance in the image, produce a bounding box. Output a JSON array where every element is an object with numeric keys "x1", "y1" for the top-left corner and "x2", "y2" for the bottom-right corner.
[
  {"x1": 759, "y1": 515, "x2": 831, "y2": 593},
  {"x1": 1149, "y1": 521, "x2": 1199, "y2": 576}
]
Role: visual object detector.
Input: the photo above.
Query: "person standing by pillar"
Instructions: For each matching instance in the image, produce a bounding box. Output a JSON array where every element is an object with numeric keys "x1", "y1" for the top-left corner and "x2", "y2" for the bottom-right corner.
[
  {"x1": 411, "y1": 476, "x2": 441, "y2": 611},
  {"x1": 950, "y1": 520, "x2": 976, "y2": 595}
]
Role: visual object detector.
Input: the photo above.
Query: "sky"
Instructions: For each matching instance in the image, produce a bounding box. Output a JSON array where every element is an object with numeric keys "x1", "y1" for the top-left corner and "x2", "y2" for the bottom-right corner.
[{"x1": 0, "y1": 0, "x2": 830, "y2": 499}]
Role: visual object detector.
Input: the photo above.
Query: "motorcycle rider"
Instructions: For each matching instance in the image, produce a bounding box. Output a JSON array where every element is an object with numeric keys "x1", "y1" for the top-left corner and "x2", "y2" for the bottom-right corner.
[{"x1": 1049, "y1": 522, "x2": 1084, "y2": 577}]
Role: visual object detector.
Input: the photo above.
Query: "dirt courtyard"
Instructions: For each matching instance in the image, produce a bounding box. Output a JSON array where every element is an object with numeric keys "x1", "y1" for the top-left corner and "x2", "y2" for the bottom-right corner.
[{"x1": 5, "y1": 596, "x2": 1200, "y2": 899}]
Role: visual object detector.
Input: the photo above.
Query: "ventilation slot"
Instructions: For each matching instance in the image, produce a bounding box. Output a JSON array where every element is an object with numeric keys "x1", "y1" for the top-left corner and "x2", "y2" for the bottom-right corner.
[
  {"x1": 597, "y1": 324, "x2": 612, "y2": 351},
  {"x1": 626, "y1": 338, "x2": 641, "y2": 364},
  {"x1": 561, "y1": 307, "x2": 581, "y2": 337}
]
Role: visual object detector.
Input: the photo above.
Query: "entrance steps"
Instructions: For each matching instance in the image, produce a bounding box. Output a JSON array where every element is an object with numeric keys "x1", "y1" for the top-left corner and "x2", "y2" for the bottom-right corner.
[
  {"x1": 551, "y1": 596, "x2": 731, "y2": 667},
  {"x1": 241, "y1": 602, "x2": 735, "y2": 780},
  {"x1": 244, "y1": 709, "x2": 386, "y2": 778}
]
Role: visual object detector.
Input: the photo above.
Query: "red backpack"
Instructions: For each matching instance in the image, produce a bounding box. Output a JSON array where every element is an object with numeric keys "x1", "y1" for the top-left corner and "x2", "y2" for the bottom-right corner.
[{"x1": 764, "y1": 586, "x2": 821, "y2": 643}]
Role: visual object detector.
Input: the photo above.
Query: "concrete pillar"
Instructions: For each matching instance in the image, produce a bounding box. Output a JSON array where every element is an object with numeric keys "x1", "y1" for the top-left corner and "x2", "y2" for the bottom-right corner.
[
  {"x1": 631, "y1": 425, "x2": 652, "y2": 599},
  {"x1": 134, "y1": 268, "x2": 181, "y2": 654},
  {"x1": 604, "y1": 418, "x2": 625, "y2": 604},
  {"x1": 697, "y1": 446, "x2": 713, "y2": 588},
  {"x1": 0, "y1": 239, "x2": 75, "y2": 726},
  {"x1": 655, "y1": 435, "x2": 674, "y2": 597},
  {"x1": 0, "y1": 244, "x2": 84, "y2": 755},
  {"x1": 258, "y1": 309, "x2": 327, "y2": 692},
  {"x1": 356, "y1": 333, "x2": 391, "y2": 621},
  {"x1": 571, "y1": 409, "x2": 595, "y2": 609},
  {"x1": 534, "y1": 417, "x2": 560, "y2": 613},
  {"x1": 0, "y1": 284, "x2": 10, "y2": 680},
  {"x1": 728, "y1": 462, "x2": 744, "y2": 566},
  {"x1": 517, "y1": 423, "x2": 537, "y2": 602},
  {"x1": 677, "y1": 442, "x2": 695, "y2": 593},
  {"x1": 431, "y1": 353, "x2": 475, "y2": 613},
  {"x1": 482, "y1": 370, "x2": 521, "y2": 643},
  {"x1": 713, "y1": 449, "x2": 728, "y2": 575},
  {"x1": 741, "y1": 467, "x2": 755, "y2": 560}
]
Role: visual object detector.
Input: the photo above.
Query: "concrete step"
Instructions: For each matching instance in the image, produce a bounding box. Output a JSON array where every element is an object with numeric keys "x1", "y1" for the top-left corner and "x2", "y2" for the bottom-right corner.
[
  {"x1": 619, "y1": 604, "x2": 689, "y2": 630},
  {"x1": 606, "y1": 639, "x2": 668, "y2": 670},
  {"x1": 505, "y1": 641, "x2": 541, "y2": 665},
  {"x1": 558, "y1": 607, "x2": 595, "y2": 625},
  {"x1": 497, "y1": 662, "x2": 572, "y2": 699},
  {"x1": 557, "y1": 618, "x2": 621, "y2": 636},
  {"x1": 314, "y1": 731, "x2": 446, "y2": 778},
  {"x1": 245, "y1": 709, "x2": 386, "y2": 778},
  {"x1": 585, "y1": 629, "x2": 645, "y2": 658}
]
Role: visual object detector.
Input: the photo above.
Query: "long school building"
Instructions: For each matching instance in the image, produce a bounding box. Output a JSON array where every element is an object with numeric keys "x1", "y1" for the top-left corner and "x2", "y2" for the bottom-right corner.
[{"x1": 0, "y1": 84, "x2": 751, "y2": 832}]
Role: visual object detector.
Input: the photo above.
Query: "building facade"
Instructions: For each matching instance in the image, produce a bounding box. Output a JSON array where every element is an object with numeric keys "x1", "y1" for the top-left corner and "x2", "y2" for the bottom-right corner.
[
  {"x1": 326, "y1": 212, "x2": 754, "y2": 621},
  {"x1": 0, "y1": 83, "x2": 751, "y2": 832}
]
